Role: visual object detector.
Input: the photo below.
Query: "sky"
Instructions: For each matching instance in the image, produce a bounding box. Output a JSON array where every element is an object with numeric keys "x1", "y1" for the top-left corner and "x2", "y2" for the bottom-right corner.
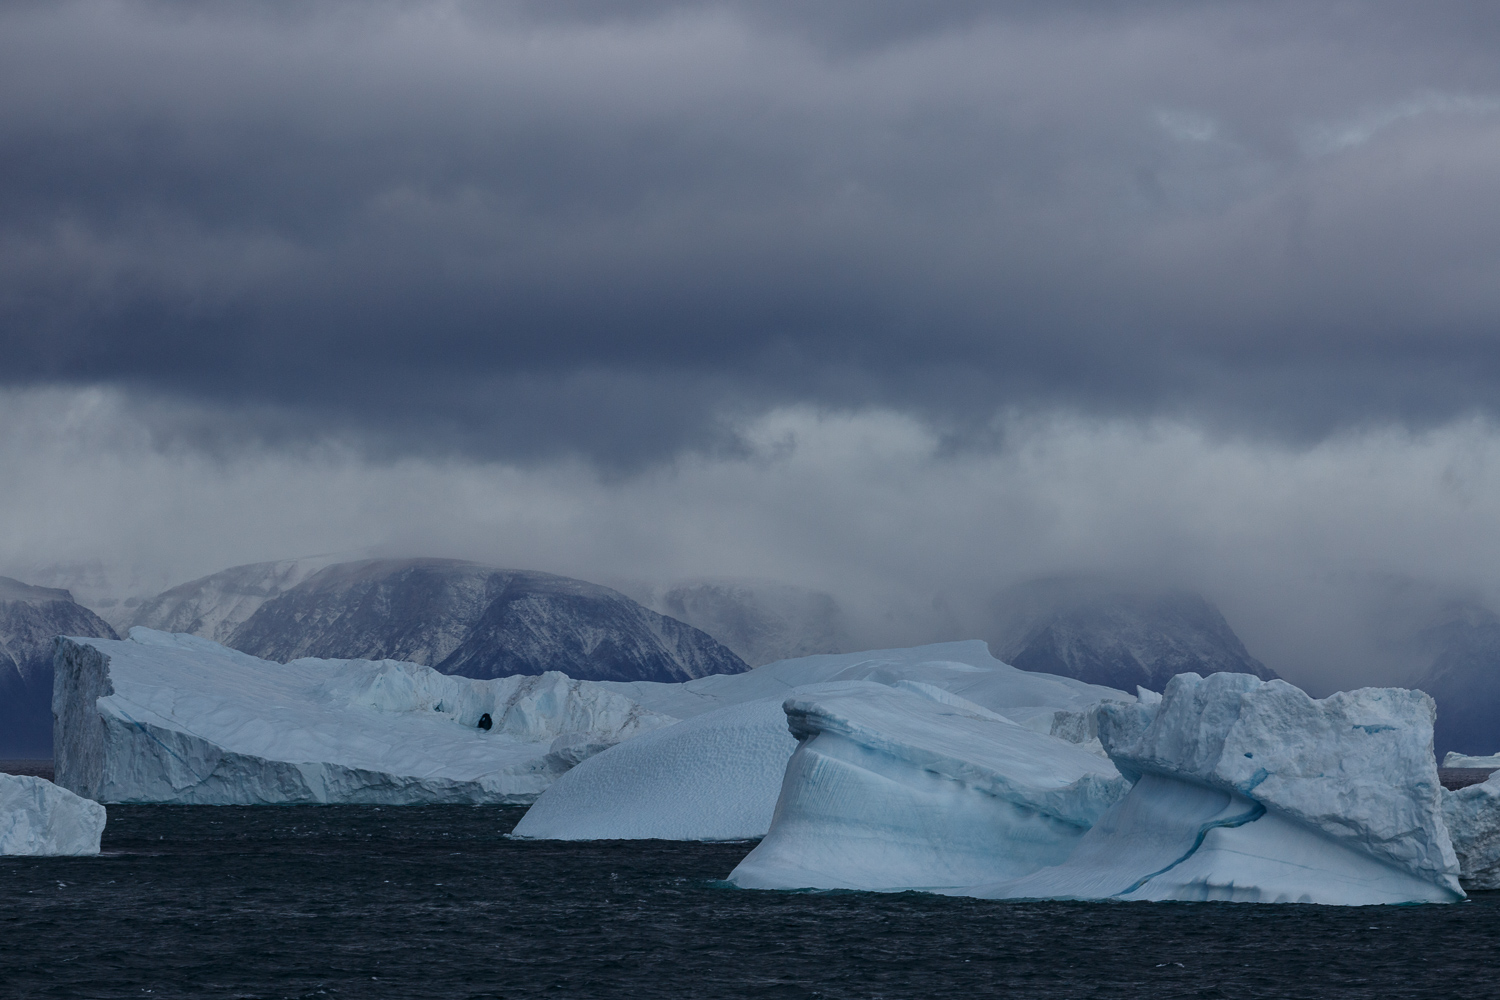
[{"x1": 5, "y1": 1, "x2": 1500, "y2": 692}]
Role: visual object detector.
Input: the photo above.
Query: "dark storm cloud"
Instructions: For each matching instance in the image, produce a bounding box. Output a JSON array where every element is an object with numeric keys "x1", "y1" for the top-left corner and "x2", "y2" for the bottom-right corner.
[{"x1": 5, "y1": 0, "x2": 1500, "y2": 463}]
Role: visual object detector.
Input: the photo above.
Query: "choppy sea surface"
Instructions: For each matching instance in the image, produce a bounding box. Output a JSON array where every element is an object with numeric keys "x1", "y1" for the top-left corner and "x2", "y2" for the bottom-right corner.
[{"x1": 2, "y1": 802, "x2": 1498, "y2": 1000}]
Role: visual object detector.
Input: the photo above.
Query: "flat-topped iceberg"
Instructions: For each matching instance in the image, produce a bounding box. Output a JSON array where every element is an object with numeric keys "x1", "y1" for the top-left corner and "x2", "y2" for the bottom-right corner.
[
  {"x1": 0, "y1": 773, "x2": 105, "y2": 855},
  {"x1": 514, "y1": 642, "x2": 1131, "y2": 841},
  {"x1": 979, "y1": 673, "x2": 1463, "y2": 905},
  {"x1": 1442, "y1": 752, "x2": 1500, "y2": 769},
  {"x1": 54, "y1": 629, "x2": 674, "y2": 805},
  {"x1": 727, "y1": 682, "x2": 1128, "y2": 890}
]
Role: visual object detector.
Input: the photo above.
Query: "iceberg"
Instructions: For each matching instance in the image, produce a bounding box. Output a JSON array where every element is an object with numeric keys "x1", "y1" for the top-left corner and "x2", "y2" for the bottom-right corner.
[
  {"x1": 727, "y1": 682, "x2": 1128, "y2": 890},
  {"x1": 512, "y1": 699, "x2": 796, "y2": 841},
  {"x1": 1442, "y1": 752, "x2": 1500, "y2": 769},
  {"x1": 0, "y1": 773, "x2": 105, "y2": 855},
  {"x1": 979, "y1": 672, "x2": 1463, "y2": 905},
  {"x1": 53, "y1": 629, "x2": 674, "y2": 805},
  {"x1": 1443, "y1": 773, "x2": 1500, "y2": 889},
  {"x1": 515, "y1": 642, "x2": 1133, "y2": 841}
]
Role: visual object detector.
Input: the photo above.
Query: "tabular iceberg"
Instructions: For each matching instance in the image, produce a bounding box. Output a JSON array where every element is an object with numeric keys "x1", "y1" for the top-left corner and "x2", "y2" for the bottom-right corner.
[
  {"x1": 727, "y1": 682, "x2": 1128, "y2": 890},
  {"x1": 54, "y1": 629, "x2": 674, "y2": 805},
  {"x1": 514, "y1": 642, "x2": 1132, "y2": 841},
  {"x1": 0, "y1": 773, "x2": 105, "y2": 855},
  {"x1": 979, "y1": 672, "x2": 1463, "y2": 905},
  {"x1": 1442, "y1": 752, "x2": 1500, "y2": 769}
]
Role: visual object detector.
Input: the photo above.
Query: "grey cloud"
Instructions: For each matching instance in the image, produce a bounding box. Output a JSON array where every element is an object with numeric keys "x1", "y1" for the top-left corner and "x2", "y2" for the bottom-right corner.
[
  {"x1": 5, "y1": 2, "x2": 1500, "y2": 464},
  {"x1": 14, "y1": 393, "x2": 1500, "y2": 695}
]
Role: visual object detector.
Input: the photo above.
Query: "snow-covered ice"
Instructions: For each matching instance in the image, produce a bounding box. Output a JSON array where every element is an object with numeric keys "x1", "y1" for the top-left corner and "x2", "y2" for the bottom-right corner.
[
  {"x1": 1443, "y1": 772, "x2": 1500, "y2": 889},
  {"x1": 53, "y1": 629, "x2": 674, "y2": 805},
  {"x1": 598, "y1": 640, "x2": 1126, "y2": 728},
  {"x1": 978, "y1": 672, "x2": 1463, "y2": 905},
  {"x1": 515, "y1": 642, "x2": 1132, "y2": 842},
  {"x1": 0, "y1": 773, "x2": 105, "y2": 855},
  {"x1": 727, "y1": 681, "x2": 1128, "y2": 890}
]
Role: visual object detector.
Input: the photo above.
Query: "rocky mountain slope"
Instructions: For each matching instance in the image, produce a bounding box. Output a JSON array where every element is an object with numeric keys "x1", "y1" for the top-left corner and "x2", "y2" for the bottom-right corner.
[
  {"x1": 623, "y1": 579, "x2": 855, "y2": 667},
  {"x1": 1412, "y1": 602, "x2": 1500, "y2": 759},
  {"x1": 987, "y1": 577, "x2": 1275, "y2": 693},
  {"x1": 139, "y1": 558, "x2": 750, "y2": 684},
  {"x1": 130, "y1": 555, "x2": 344, "y2": 644},
  {"x1": 0, "y1": 577, "x2": 118, "y2": 756}
]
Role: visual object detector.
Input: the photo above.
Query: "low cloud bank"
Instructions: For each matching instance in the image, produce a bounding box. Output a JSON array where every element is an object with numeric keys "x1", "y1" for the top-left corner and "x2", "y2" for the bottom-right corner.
[{"x1": 6, "y1": 387, "x2": 1500, "y2": 695}]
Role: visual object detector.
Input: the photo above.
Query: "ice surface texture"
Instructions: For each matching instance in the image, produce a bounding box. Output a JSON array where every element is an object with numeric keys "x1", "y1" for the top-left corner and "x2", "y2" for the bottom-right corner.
[
  {"x1": 979, "y1": 672, "x2": 1463, "y2": 904},
  {"x1": 727, "y1": 682, "x2": 1128, "y2": 890},
  {"x1": 1444, "y1": 772, "x2": 1500, "y2": 889},
  {"x1": 513, "y1": 698, "x2": 796, "y2": 841},
  {"x1": 515, "y1": 641, "x2": 1131, "y2": 842},
  {"x1": 53, "y1": 629, "x2": 674, "y2": 805},
  {"x1": 0, "y1": 772, "x2": 105, "y2": 855}
]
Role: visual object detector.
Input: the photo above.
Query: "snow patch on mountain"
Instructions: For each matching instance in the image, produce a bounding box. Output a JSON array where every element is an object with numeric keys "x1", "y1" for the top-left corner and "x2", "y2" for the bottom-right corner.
[
  {"x1": 129, "y1": 555, "x2": 346, "y2": 645},
  {"x1": 208, "y1": 559, "x2": 750, "y2": 684}
]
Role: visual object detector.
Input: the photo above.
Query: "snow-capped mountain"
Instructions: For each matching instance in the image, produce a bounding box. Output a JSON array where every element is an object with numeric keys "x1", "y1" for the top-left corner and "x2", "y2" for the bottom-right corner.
[
  {"x1": 7, "y1": 561, "x2": 176, "y2": 633},
  {"x1": 139, "y1": 558, "x2": 750, "y2": 684},
  {"x1": 622, "y1": 578, "x2": 855, "y2": 667},
  {"x1": 0, "y1": 576, "x2": 118, "y2": 756},
  {"x1": 987, "y1": 576, "x2": 1275, "y2": 693},
  {"x1": 130, "y1": 554, "x2": 346, "y2": 645}
]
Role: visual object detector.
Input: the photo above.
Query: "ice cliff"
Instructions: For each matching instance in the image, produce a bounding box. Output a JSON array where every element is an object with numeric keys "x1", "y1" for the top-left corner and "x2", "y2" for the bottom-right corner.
[
  {"x1": 0, "y1": 773, "x2": 105, "y2": 855},
  {"x1": 53, "y1": 629, "x2": 674, "y2": 805},
  {"x1": 514, "y1": 698, "x2": 797, "y2": 841},
  {"x1": 727, "y1": 682, "x2": 1128, "y2": 890},
  {"x1": 514, "y1": 641, "x2": 1130, "y2": 842},
  {"x1": 979, "y1": 672, "x2": 1463, "y2": 904},
  {"x1": 1440, "y1": 754, "x2": 1500, "y2": 885}
]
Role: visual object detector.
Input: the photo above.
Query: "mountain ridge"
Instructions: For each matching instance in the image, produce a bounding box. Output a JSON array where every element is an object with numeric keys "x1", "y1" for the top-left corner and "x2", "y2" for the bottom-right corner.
[{"x1": 136, "y1": 558, "x2": 751, "y2": 684}]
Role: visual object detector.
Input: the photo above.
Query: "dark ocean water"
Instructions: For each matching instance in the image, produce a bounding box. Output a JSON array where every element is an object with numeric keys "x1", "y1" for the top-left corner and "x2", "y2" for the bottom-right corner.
[{"x1": 2, "y1": 804, "x2": 1498, "y2": 1000}]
